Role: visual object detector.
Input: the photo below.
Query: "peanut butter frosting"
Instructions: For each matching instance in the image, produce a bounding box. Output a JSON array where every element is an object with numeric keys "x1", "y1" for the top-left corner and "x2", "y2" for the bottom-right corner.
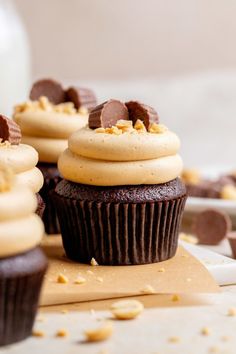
[
  {"x1": 0, "y1": 142, "x2": 43, "y2": 193},
  {"x1": 14, "y1": 96, "x2": 88, "y2": 163},
  {"x1": 0, "y1": 168, "x2": 44, "y2": 258},
  {"x1": 58, "y1": 120, "x2": 183, "y2": 186}
]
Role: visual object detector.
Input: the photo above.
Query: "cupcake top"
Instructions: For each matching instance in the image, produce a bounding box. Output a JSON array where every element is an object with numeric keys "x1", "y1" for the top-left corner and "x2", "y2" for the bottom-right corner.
[
  {"x1": 58, "y1": 100, "x2": 183, "y2": 186},
  {"x1": 14, "y1": 78, "x2": 97, "y2": 163},
  {"x1": 0, "y1": 166, "x2": 44, "y2": 258},
  {"x1": 0, "y1": 115, "x2": 43, "y2": 193}
]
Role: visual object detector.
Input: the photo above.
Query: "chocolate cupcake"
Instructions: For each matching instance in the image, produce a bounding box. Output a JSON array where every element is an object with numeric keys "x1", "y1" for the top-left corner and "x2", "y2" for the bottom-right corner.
[
  {"x1": 54, "y1": 100, "x2": 186, "y2": 265},
  {"x1": 0, "y1": 166, "x2": 47, "y2": 346},
  {"x1": 14, "y1": 78, "x2": 97, "y2": 234},
  {"x1": 0, "y1": 114, "x2": 44, "y2": 216}
]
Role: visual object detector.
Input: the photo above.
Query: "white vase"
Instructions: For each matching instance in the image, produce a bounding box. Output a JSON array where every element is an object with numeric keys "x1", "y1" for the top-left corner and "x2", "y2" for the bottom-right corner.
[{"x1": 0, "y1": 0, "x2": 31, "y2": 115}]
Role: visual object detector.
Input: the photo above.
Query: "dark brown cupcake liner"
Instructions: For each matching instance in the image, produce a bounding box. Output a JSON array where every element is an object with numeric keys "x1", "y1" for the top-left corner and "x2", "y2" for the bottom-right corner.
[
  {"x1": 0, "y1": 248, "x2": 48, "y2": 346},
  {"x1": 53, "y1": 192, "x2": 187, "y2": 265},
  {"x1": 37, "y1": 163, "x2": 62, "y2": 235}
]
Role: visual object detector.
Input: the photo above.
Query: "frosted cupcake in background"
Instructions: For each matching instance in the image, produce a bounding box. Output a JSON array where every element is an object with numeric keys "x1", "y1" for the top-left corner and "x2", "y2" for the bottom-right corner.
[
  {"x1": 14, "y1": 78, "x2": 97, "y2": 234},
  {"x1": 0, "y1": 114, "x2": 44, "y2": 216},
  {"x1": 0, "y1": 165, "x2": 47, "y2": 346},
  {"x1": 54, "y1": 99, "x2": 186, "y2": 265}
]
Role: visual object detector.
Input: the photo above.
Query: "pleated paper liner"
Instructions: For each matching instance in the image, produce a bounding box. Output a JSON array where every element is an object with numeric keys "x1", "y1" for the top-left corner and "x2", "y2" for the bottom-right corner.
[
  {"x1": 53, "y1": 191, "x2": 187, "y2": 265},
  {"x1": 0, "y1": 248, "x2": 48, "y2": 346},
  {"x1": 37, "y1": 163, "x2": 62, "y2": 235}
]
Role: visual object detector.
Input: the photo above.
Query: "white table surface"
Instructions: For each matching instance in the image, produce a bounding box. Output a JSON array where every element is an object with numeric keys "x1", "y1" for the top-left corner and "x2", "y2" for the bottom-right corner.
[
  {"x1": 1, "y1": 287, "x2": 236, "y2": 354},
  {"x1": 3, "y1": 71, "x2": 236, "y2": 353}
]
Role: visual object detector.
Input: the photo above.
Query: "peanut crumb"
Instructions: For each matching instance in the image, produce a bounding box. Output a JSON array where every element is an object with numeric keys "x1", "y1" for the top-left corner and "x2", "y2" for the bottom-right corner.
[
  {"x1": 134, "y1": 119, "x2": 146, "y2": 132},
  {"x1": 0, "y1": 139, "x2": 12, "y2": 148},
  {"x1": 149, "y1": 123, "x2": 167, "y2": 134},
  {"x1": 32, "y1": 330, "x2": 45, "y2": 338},
  {"x1": 110, "y1": 299, "x2": 144, "y2": 320},
  {"x1": 201, "y1": 327, "x2": 211, "y2": 336},
  {"x1": 91, "y1": 258, "x2": 99, "y2": 266},
  {"x1": 157, "y1": 267, "x2": 165, "y2": 273},
  {"x1": 221, "y1": 184, "x2": 236, "y2": 200},
  {"x1": 95, "y1": 127, "x2": 106, "y2": 133},
  {"x1": 84, "y1": 321, "x2": 113, "y2": 342},
  {"x1": 96, "y1": 277, "x2": 104, "y2": 283},
  {"x1": 74, "y1": 276, "x2": 86, "y2": 284},
  {"x1": 57, "y1": 273, "x2": 69, "y2": 284},
  {"x1": 56, "y1": 329, "x2": 68, "y2": 338},
  {"x1": 171, "y1": 294, "x2": 180, "y2": 302},
  {"x1": 78, "y1": 106, "x2": 88, "y2": 115},
  {"x1": 168, "y1": 336, "x2": 180, "y2": 343},
  {"x1": 227, "y1": 307, "x2": 236, "y2": 316},
  {"x1": 116, "y1": 119, "x2": 133, "y2": 132},
  {"x1": 140, "y1": 284, "x2": 155, "y2": 295},
  {"x1": 87, "y1": 270, "x2": 94, "y2": 275},
  {"x1": 14, "y1": 96, "x2": 80, "y2": 116},
  {"x1": 105, "y1": 126, "x2": 122, "y2": 135}
]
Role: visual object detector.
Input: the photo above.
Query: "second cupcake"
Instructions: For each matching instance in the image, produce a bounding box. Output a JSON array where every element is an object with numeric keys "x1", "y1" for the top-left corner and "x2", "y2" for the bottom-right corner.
[
  {"x1": 54, "y1": 99, "x2": 187, "y2": 265},
  {"x1": 14, "y1": 78, "x2": 97, "y2": 234}
]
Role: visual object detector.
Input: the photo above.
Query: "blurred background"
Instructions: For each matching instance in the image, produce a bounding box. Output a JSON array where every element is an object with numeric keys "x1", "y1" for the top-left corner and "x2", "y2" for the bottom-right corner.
[{"x1": 1, "y1": 0, "x2": 236, "y2": 166}]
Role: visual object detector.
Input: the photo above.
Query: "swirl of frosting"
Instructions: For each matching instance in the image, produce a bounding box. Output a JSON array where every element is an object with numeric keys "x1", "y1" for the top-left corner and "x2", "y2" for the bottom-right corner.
[
  {"x1": 0, "y1": 143, "x2": 43, "y2": 193},
  {"x1": 14, "y1": 98, "x2": 88, "y2": 163},
  {"x1": 0, "y1": 184, "x2": 44, "y2": 258},
  {"x1": 69, "y1": 126, "x2": 180, "y2": 161},
  {"x1": 58, "y1": 124, "x2": 183, "y2": 186}
]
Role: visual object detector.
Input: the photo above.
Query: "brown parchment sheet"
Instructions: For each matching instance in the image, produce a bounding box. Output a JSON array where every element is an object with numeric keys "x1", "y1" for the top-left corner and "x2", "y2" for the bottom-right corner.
[{"x1": 40, "y1": 236, "x2": 220, "y2": 307}]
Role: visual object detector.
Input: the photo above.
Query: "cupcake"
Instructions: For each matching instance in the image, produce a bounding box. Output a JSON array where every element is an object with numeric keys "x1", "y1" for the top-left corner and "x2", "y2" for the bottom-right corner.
[
  {"x1": 54, "y1": 100, "x2": 187, "y2": 265},
  {"x1": 0, "y1": 114, "x2": 44, "y2": 216},
  {"x1": 0, "y1": 166, "x2": 47, "y2": 346},
  {"x1": 14, "y1": 78, "x2": 97, "y2": 234}
]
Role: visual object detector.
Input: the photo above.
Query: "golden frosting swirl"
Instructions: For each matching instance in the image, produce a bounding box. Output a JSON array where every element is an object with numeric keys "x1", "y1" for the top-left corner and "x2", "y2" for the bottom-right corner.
[
  {"x1": 14, "y1": 98, "x2": 88, "y2": 163},
  {"x1": 0, "y1": 185, "x2": 44, "y2": 257},
  {"x1": 58, "y1": 124, "x2": 183, "y2": 186},
  {"x1": 0, "y1": 143, "x2": 43, "y2": 193}
]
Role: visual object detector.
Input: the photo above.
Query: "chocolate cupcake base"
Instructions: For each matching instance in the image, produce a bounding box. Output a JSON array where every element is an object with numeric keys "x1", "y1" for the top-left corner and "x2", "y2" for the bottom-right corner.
[
  {"x1": 0, "y1": 247, "x2": 48, "y2": 346},
  {"x1": 37, "y1": 162, "x2": 62, "y2": 234},
  {"x1": 54, "y1": 178, "x2": 187, "y2": 265}
]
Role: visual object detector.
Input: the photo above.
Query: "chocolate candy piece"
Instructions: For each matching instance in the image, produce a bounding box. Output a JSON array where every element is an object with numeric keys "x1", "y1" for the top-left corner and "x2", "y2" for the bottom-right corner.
[
  {"x1": 192, "y1": 209, "x2": 232, "y2": 245},
  {"x1": 125, "y1": 101, "x2": 159, "y2": 129},
  {"x1": 89, "y1": 99, "x2": 129, "y2": 129},
  {"x1": 0, "y1": 115, "x2": 21, "y2": 145},
  {"x1": 30, "y1": 79, "x2": 65, "y2": 104},
  {"x1": 66, "y1": 87, "x2": 97, "y2": 110},
  {"x1": 227, "y1": 232, "x2": 236, "y2": 258}
]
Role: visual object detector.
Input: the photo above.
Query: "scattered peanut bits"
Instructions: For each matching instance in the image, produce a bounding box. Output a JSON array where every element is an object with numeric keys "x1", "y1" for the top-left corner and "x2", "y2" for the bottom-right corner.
[
  {"x1": 227, "y1": 307, "x2": 236, "y2": 316},
  {"x1": 32, "y1": 330, "x2": 45, "y2": 338},
  {"x1": 57, "y1": 273, "x2": 69, "y2": 284},
  {"x1": 74, "y1": 276, "x2": 86, "y2": 284},
  {"x1": 201, "y1": 327, "x2": 211, "y2": 336},
  {"x1": 56, "y1": 329, "x2": 68, "y2": 338},
  {"x1": 110, "y1": 299, "x2": 144, "y2": 320},
  {"x1": 14, "y1": 96, "x2": 88, "y2": 116},
  {"x1": 221, "y1": 184, "x2": 236, "y2": 200},
  {"x1": 91, "y1": 257, "x2": 99, "y2": 266},
  {"x1": 84, "y1": 321, "x2": 113, "y2": 342},
  {"x1": 140, "y1": 285, "x2": 155, "y2": 295},
  {"x1": 95, "y1": 119, "x2": 168, "y2": 135},
  {"x1": 0, "y1": 165, "x2": 14, "y2": 192}
]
